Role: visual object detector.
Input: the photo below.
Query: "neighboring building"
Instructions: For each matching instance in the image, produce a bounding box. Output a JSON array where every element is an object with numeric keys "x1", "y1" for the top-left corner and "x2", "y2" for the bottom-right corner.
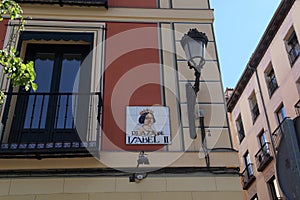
[
  {"x1": 227, "y1": 0, "x2": 300, "y2": 199},
  {"x1": 225, "y1": 87, "x2": 234, "y2": 102},
  {"x1": 0, "y1": 0, "x2": 242, "y2": 199}
]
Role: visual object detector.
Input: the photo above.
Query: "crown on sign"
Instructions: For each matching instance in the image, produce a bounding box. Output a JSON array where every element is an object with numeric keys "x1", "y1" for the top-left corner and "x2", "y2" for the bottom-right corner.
[{"x1": 139, "y1": 108, "x2": 154, "y2": 115}]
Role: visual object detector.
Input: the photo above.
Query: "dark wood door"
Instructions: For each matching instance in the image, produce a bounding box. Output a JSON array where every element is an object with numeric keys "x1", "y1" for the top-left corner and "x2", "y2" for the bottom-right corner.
[{"x1": 9, "y1": 44, "x2": 90, "y2": 143}]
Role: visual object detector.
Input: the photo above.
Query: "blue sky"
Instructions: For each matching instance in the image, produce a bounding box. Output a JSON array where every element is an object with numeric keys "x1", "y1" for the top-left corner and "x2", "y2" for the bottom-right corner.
[{"x1": 210, "y1": 0, "x2": 281, "y2": 89}]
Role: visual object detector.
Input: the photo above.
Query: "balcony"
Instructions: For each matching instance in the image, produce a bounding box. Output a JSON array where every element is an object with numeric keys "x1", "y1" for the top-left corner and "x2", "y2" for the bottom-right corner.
[
  {"x1": 254, "y1": 142, "x2": 273, "y2": 172},
  {"x1": 241, "y1": 163, "x2": 256, "y2": 190},
  {"x1": 0, "y1": 92, "x2": 102, "y2": 159},
  {"x1": 272, "y1": 119, "x2": 286, "y2": 150}
]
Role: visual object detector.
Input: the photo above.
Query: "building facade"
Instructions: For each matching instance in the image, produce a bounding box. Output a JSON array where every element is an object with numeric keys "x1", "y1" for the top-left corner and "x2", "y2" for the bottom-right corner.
[
  {"x1": 227, "y1": 0, "x2": 300, "y2": 199},
  {"x1": 0, "y1": 0, "x2": 242, "y2": 199}
]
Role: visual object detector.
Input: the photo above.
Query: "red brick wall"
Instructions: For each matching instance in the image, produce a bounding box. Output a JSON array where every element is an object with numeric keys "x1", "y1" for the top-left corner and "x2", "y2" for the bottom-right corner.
[
  {"x1": 0, "y1": 19, "x2": 8, "y2": 48},
  {"x1": 102, "y1": 22, "x2": 162, "y2": 151}
]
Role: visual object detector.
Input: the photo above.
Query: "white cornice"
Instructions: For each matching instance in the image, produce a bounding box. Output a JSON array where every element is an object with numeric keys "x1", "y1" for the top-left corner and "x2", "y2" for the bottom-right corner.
[{"x1": 20, "y1": 5, "x2": 214, "y2": 23}]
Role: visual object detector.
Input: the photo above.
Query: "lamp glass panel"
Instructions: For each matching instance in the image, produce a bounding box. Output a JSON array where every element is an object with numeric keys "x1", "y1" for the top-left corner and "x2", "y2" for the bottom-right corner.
[
  {"x1": 183, "y1": 44, "x2": 192, "y2": 61},
  {"x1": 189, "y1": 40, "x2": 204, "y2": 59},
  {"x1": 188, "y1": 40, "x2": 204, "y2": 67}
]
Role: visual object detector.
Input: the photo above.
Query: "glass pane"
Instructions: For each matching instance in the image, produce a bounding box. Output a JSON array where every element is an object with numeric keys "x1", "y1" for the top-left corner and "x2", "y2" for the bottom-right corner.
[
  {"x1": 246, "y1": 153, "x2": 251, "y2": 164},
  {"x1": 245, "y1": 153, "x2": 253, "y2": 175},
  {"x1": 34, "y1": 53, "x2": 54, "y2": 92},
  {"x1": 55, "y1": 53, "x2": 81, "y2": 128},
  {"x1": 24, "y1": 53, "x2": 54, "y2": 128},
  {"x1": 274, "y1": 178, "x2": 281, "y2": 198},
  {"x1": 280, "y1": 106, "x2": 287, "y2": 119},
  {"x1": 277, "y1": 105, "x2": 287, "y2": 124},
  {"x1": 59, "y1": 53, "x2": 81, "y2": 92},
  {"x1": 260, "y1": 132, "x2": 267, "y2": 145}
]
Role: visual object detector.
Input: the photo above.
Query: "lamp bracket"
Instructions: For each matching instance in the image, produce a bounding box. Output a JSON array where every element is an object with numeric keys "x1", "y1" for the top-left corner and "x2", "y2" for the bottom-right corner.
[{"x1": 192, "y1": 68, "x2": 201, "y2": 95}]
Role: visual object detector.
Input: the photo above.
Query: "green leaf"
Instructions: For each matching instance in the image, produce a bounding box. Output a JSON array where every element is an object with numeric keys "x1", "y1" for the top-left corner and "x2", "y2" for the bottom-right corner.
[
  {"x1": 0, "y1": 1, "x2": 36, "y2": 104},
  {"x1": 31, "y1": 82, "x2": 37, "y2": 91}
]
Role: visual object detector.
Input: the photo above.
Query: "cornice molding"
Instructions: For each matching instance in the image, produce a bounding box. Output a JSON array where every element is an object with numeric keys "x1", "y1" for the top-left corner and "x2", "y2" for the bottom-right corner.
[{"x1": 20, "y1": 5, "x2": 214, "y2": 23}]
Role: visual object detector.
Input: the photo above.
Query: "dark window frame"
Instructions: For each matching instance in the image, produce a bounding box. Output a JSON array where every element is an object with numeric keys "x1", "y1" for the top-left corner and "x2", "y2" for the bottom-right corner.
[
  {"x1": 258, "y1": 130, "x2": 267, "y2": 148},
  {"x1": 244, "y1": 151, "x2": 254, "y2": 177},
  {"x1": 235, "y1": 114, "x2": 245, "y2": 143},
  {"x1": 267, "y1": 176, "x2": 280, "y2": 200},
  {"x1": 275, "y1": 103, "x2": 287, "y2": 125},
  {"x1": 285, "y1": 31, "x2": 300, "y2": 65},
  {"x1": 8, "y1": 44, "x2": 91, "y2": 143},
  {"x1": 250, "y1": 194, "x2": 258, "y2": 200},
  {"x1": 249, "y1": 93, "x2": 260, "y2": 124},
  {"x1": 241, "y1": 150, "x2": 256, "y2": 189},
  {"x1": 264, "y1": 65, "x2": 278, "y2": 97},
  {"x1": 0, "y1": 31, "x2": 102, "y2": 158}
]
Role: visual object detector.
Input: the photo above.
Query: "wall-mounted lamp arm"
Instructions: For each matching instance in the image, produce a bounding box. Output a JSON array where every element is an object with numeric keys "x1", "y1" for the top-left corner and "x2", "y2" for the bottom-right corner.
[{"x1": 188, "y1": 62, "x2": 201, "y2": 95}]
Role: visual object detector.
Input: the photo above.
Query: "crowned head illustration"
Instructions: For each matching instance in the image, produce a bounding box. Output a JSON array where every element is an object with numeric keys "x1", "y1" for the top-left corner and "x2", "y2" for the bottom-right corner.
[{"x1": 135, "y1": 109, "x2": 158, "y2": 136}]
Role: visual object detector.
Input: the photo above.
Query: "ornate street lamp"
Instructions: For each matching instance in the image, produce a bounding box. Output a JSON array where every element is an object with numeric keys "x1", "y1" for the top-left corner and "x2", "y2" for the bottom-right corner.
[
  {"x1": 180, "y1": 28, "x2": 208, "y2": 95},
  {"x1": 181, "y1": 29, "x2": 208, "y2": 141}
]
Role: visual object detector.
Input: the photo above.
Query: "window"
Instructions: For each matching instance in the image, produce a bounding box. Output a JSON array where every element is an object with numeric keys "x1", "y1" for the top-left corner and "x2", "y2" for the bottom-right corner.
[
  {"x1": 285, "y1": 30, "x2": 300, "y2": 64},
  {"x1": 8, "y1": 43, "x2": 91, "y2": 143},
  {"x1": 236, "y1": 114, "x2": 245, "y2": 143},
  {"x1": 249, "y1": 93, "x2": 260, "y2": 123},
  {"x1": 255, "y1": 130, "x2": 273, "y2": 172},
  {"x1": 297, "y1": 78, "x2": 300, "y2": 96},
  {"x1": 244, "y1": 151, "x2": 254, "y2": 177},
  {"x1": 0, "y1": 21, "x2": 104, "y2": 156},
  {"x1": 241, "y1": 151, "x2": 256, "y2": 189},
  {"x1": 259, "y1": 131, "x2": 267, "y2": 146},
  {"x1": 276, "y1": 104, "x2": 287, "y2": 124},
  {"x1": 258, "y1": 130, "x2": 270, "y2": 156},
  {"x1": 267, "y1": 176, "x2": 281, "y2": 200},
  {"x1": 250, "y1": 194, "x2": 258, "y2": 200},
  {"x1": 265, "y1": 66, "x2": 278, "y2": 96}
]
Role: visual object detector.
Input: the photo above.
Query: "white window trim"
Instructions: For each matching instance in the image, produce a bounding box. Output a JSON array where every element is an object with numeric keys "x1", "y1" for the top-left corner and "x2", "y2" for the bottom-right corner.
[
  {"x1": 4, "y1": 20, "x2": 105, "y2": 93},
  {"x1": 1, "y1": 20, "x2": 105, "y2": 145}
]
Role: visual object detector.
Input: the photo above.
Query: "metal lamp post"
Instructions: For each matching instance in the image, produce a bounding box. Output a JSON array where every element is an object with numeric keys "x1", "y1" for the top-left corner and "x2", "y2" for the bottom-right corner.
[
  {"x1": 180, "y1": 28, "x2": 208, "y2": 95},
  {"x1": 181, "y1": 29, "x2": 210, "y2": 166},
  {"x1": 181, "y1": 28, "x2": 208, "y2": 142}
]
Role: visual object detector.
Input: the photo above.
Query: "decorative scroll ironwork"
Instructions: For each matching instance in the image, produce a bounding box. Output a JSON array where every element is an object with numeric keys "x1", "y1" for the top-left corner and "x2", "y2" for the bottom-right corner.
[
  {"x1": 0, "y1": 92, "x2": 102, "y2": 158},
  {"x1": 272, "y1": 119, "x2": 287, "y2": 150},
  {"x1": 241, "y1": 163, "x2": 256, "y2": 190},
  {"x1": 254, "y1": 142, "x2": 273, "y2": 172}
]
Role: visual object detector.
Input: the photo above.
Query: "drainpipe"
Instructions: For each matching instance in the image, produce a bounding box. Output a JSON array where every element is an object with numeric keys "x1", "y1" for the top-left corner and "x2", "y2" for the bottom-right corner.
[{"x1": 247, "y1": 64, "x2": 277, "y2": 157}]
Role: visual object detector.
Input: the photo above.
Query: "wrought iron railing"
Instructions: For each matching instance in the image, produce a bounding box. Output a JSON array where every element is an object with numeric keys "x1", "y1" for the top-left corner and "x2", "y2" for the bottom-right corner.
[
  {"x1": 0, "y1": 92, "x2": 102, "y2": 158},
  {"x1": 241, "y1": 163, "x2": 256, "y2": 190},
  {"x1": 254, "y1": 142, "x2": 273, "y2": 172},
  {"x1": 271, "y1": 118, "x2": 289, "y2": 151}
]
